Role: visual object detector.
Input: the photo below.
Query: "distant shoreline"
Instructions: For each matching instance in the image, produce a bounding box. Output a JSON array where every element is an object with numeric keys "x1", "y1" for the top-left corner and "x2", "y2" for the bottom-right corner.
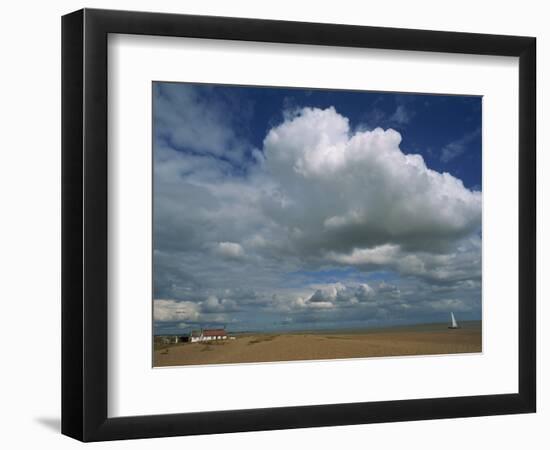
[{"x1": 155, "y1": 320, "x2": 482, "y2": 338}]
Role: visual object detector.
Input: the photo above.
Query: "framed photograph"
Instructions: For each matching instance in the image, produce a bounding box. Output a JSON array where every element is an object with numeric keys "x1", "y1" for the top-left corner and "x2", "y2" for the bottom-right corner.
[{"x1": 62, "y1": 8, "x2": 536, "y2": 442}]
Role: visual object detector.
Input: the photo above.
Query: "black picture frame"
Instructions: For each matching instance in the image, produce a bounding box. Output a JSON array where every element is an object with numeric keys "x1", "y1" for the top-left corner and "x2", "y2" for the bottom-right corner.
[{"x1": 62, "y1": 8, "x2": 536, "y2": 442}]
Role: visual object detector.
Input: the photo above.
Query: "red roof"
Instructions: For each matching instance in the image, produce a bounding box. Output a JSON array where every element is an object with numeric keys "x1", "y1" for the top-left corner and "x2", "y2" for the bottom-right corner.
[{"x1": 203, "y1": 328, "x2": 227, "y2": 337}]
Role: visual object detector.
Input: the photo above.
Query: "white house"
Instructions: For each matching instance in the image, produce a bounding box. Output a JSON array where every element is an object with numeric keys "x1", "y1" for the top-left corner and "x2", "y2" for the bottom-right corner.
[{"x1": 189, "y1": 328, "x2": 228, "y2": 343}]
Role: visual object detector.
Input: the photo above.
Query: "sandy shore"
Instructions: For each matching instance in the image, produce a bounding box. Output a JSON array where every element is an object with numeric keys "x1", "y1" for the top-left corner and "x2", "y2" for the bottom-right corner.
[{"x1": 154, "y1": 324, "x2": 482, "y2": 367}]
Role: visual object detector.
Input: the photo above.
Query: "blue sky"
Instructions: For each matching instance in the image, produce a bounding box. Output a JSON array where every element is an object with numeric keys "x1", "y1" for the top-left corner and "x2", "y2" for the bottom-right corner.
[{"x1": 153, "y1": 82, "x2": 482, "y2": 335}]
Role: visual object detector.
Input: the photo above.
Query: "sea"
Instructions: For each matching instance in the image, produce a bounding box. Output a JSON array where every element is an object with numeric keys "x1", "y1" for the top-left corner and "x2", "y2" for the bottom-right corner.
[{"x1": 230, "y1": 320, "x2": 482, "y2": 336}]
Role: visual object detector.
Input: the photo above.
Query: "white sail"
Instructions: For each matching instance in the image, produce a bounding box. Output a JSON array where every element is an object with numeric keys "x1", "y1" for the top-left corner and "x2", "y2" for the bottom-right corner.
[{"x1": 450, "y1": 312, "x2": 458, "y2": 328}]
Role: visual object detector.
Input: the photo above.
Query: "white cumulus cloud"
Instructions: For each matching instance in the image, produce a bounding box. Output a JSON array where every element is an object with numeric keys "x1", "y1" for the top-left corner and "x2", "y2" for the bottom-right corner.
[{"x1": 261, "y1": 107, "x2": 481, "y2": 256}]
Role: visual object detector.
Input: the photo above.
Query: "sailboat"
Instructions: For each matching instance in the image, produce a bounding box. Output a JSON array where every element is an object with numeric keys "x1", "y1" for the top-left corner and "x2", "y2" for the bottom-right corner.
[{"x1": 448, "y1": 312, "x2": 460, "y2": 329}]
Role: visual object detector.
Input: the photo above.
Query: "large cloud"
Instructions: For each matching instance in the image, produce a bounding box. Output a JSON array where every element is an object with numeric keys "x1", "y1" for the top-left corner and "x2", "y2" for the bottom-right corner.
[{"x1": 261, "y1": 107, "x2": 481, "y2": 255}]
